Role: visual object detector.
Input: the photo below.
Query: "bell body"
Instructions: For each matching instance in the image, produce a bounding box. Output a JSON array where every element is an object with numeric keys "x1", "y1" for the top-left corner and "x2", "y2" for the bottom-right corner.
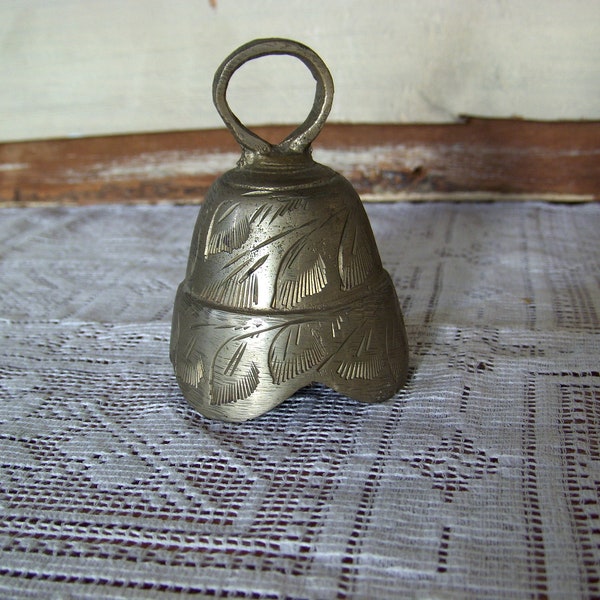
[
  {"x1": 171, "y1": 38, "x2": 408, "y2": 420},
  {"x1": 171, "y1": 152, "x2": 408, "y2": 421}
]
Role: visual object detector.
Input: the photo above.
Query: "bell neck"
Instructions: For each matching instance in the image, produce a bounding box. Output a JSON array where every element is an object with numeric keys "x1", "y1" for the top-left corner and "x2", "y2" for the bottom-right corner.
[{"x1": 238, "y1": 146, "x2": 316, "y2": 170}]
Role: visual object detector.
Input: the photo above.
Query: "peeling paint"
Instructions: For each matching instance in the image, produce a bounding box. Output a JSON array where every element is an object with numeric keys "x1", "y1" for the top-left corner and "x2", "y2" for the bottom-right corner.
[
  {"x1": 0, "y1": 162, "x2": 28, "y2": 171},
  {"x1": 64, "y1": 145, "x2": 438, "y2": 184},
  {"x1": 64, "y1": 151, "x2": 240, "y2": 183}
]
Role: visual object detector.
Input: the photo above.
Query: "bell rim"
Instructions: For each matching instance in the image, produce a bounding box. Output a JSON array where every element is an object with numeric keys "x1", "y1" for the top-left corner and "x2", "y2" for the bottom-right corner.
[{"x1": 171, "y1": 272, "x2": 409, "y2": 421}]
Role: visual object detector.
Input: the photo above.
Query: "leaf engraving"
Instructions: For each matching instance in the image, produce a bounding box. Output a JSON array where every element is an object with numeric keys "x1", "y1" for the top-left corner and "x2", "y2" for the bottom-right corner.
[
  {"x1": 338, "y1": 209, "x2": 379, "y2": 290},
  {"x1": 272, "y1": 214, "x2": 343, "y2": 309},
  {"x1": 337, "y1": 354, "x2": 385, "y2": 380},
  {"x1": 386, "y1": 313, "x2": 406, "y2": 381},
  {"x1": 172, "y1": 312, "x2": 205, "y2": 386},
  {"x1": 268, "y1": 322, "x2": 325, "y2": 384},
  {"x1": 178, "y1": 353, "x2": 205, "y2": 386},
  {"x1": 201, "y1": 255, "x2": 268, "y2": 309},
  {"x1": 205, "y1": 202, "x2": 250, "y2": 256},
  {"x1": 250, "y1": 196, "x2": 308, "y2": 225},
  {"x1": 276, "y1": 253, "x2": 327, "y2": 309},
  {"x1": 211, "y1": 339, "x2": 259, "y2": 405},
  {"x1": 323, "y1": 321, "x2": 386, "y2": 381}
]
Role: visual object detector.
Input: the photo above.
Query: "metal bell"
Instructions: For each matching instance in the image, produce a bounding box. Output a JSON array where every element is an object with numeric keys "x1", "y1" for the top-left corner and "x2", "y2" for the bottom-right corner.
[{"x1": 171, "y1": 38, "x2": 409, "y2": 421}]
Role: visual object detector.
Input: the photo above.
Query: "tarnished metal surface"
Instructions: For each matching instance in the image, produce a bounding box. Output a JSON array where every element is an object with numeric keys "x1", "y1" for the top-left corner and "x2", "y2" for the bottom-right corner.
[{"x1": 170, "y1": 38, "x2": 409, "y2": 421}]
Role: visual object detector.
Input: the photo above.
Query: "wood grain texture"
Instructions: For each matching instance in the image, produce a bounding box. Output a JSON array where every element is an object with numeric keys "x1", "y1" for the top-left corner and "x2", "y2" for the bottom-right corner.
[{"x1": 1, "y1": 119, "x2": 599, "y2": 206}]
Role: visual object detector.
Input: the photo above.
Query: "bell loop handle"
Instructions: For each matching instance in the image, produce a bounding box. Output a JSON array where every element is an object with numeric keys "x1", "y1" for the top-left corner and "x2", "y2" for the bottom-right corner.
[{"x1": 213, "y1": 38, "x2": 334, "y2": 156}]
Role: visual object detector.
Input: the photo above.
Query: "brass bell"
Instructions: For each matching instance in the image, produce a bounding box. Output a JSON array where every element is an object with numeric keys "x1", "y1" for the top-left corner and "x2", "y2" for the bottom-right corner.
[{"x1": 171, "y1": 38, "x2": 409, "y2": 421}]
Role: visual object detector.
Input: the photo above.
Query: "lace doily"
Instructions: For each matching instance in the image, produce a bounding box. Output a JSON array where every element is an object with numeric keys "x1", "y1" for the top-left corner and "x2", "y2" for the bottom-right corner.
[{"x1": 1, "y1": 202, "x2": 599, "y2": 598}]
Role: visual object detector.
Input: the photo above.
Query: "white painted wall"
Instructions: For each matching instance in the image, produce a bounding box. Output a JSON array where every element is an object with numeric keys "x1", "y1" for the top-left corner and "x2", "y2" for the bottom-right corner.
[{"x1": 1, "y1": 0, "x2": 599, "y2": 142}]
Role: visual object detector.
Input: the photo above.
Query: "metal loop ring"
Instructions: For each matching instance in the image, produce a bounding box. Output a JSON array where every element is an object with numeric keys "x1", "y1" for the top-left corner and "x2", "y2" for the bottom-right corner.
[{"x1": 213, "y1": 38, "x2": 334, "y2": 155}]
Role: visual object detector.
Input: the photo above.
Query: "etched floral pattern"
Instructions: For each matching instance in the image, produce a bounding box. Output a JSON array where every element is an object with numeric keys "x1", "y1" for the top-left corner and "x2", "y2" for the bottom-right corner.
[{"x1": 172, "y1": 170, "x2": 408, "y2": 419}]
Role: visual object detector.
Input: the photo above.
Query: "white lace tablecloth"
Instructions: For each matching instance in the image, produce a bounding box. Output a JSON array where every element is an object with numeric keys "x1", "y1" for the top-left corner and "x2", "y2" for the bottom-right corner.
[{"x1": 1, "y1": 201, "x2": 599, "y2": 599}]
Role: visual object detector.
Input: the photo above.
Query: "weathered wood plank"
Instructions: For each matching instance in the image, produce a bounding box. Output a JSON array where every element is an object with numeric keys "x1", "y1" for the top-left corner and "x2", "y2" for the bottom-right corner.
[{"x1": 1, "y1": 120, "x2": 598, "y2": 206}]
